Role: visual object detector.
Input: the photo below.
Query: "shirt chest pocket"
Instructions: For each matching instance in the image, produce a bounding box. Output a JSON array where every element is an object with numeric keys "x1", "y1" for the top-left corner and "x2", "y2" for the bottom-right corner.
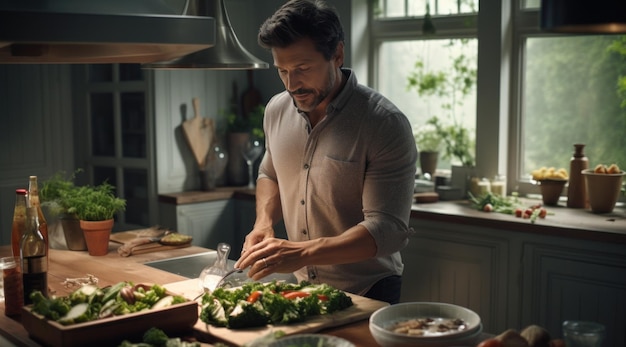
[{"x1": 310, "y1": 156, "x2": 363, "y2": 207}]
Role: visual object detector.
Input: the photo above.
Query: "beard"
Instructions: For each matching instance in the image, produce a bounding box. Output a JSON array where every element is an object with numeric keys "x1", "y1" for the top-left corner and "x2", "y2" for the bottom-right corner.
[{"x1": 289, "y1": 67, "x2": 337, "y2": 113}]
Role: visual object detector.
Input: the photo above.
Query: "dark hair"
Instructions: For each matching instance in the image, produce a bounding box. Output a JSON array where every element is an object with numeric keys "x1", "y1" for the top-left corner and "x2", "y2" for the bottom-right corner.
[{"x1": 258, "y1": 0, "x2": 345, "y2": 61}]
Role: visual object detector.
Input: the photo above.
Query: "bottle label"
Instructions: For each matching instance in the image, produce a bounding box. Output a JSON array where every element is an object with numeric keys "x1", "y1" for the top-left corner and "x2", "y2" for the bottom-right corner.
[{"x1": 23, "y1": 255, "x2": 48, "y2": 273}]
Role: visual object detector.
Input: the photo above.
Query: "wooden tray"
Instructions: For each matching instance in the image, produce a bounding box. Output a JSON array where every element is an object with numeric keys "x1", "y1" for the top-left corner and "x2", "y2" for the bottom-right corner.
[
  {"x1": 110, "y1": 229, "x2": 192, "y2": 255},
  {"x1": 164, "y1": 279, "x2": 389, "y2": 346},
  {"x1": 21, "y1": 293, "x2": 198, "y2": 347}
]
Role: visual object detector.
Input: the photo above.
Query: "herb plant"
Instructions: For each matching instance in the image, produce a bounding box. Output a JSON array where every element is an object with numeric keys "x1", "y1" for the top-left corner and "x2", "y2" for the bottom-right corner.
[{"x1": 63, "y1": 182, "x2": 126, "y2": 221}]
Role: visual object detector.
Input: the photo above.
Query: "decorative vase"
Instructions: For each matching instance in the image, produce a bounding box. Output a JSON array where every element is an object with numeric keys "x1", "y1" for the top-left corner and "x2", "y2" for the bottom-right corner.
[
  {"x1": 227, "y1": 132, "x2": 250, "y2": 186},
  {"x1": 62, "y1": 215, "x2": 87, "y2": 251},
  {"x1": 80, "y1": 219, "x2": 114, "y2": 256},
  {"x1": 419, "y1": 151, "x2": 439, "y2": 177},
  {"x1": 201, "y1": 144, "x2": 229, "y2": 191}
]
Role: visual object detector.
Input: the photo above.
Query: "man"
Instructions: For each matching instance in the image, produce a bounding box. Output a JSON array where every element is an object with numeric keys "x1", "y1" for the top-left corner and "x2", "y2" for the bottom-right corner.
[{"x1": 234, "y1": 0, "x2": 417, "y2": 304}]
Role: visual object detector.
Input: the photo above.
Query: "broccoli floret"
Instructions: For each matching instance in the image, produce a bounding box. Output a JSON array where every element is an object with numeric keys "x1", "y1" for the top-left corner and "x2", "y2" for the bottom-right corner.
[
  {"x1": 322, "y1": 289, "x2": 353, "y2": 314},
  {"x1": 261, "y1": 290, "x2": 302, "y2": 325},
  {"x1": 30, "y1": 291, "x2": 72, "y2": 321},
  {"x1": 227, "y1": 300, "x2": 268, "y2": 329},
  {"x1": 200, "y1": 298, "x2": 228, "y2": 327},
  {"x1": 143, "y1": 327, "x2": 169, "y2": 346}
]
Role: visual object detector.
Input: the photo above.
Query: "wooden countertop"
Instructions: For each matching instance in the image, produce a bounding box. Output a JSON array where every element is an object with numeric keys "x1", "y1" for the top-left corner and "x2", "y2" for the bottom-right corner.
[
  {"x1": 0, "y1": 244, "x2": 378, "y2": 347},
  {"x1": 159, "y1": 187, "x2": 255, "y2": 205}
]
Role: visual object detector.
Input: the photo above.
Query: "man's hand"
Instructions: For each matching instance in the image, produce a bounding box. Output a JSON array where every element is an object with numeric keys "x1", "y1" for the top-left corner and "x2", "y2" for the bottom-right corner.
[{"x1": 235, "y1": 237, "x2": 307, "y2": 280}]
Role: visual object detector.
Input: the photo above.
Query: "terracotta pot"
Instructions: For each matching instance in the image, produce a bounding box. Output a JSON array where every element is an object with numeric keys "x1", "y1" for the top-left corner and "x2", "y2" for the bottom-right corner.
[
  {"x1": 582, "y1": 169, "x2": 625, "y2": 213},
  {"x1": 538, "y1": 179, "x2": 567, "y2": 206},
  {"x1": 80, "y1": 219, "x2": 114, "y2": 256}
]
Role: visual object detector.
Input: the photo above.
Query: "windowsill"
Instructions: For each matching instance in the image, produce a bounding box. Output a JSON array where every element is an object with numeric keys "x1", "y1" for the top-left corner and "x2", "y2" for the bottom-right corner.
[{"x1": 411, "y1": 198, "x2": 626, "y2": 244}]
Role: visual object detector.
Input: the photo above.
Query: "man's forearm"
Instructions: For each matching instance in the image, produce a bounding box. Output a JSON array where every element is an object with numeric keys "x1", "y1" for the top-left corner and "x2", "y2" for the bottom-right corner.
[{"x1": 254, "y1": 177, "x2": 283, "y2": 229}]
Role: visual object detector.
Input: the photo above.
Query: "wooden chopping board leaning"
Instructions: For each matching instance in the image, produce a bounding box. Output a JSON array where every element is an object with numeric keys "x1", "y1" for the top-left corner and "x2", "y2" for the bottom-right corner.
[{"x1": 183, "y1": 97, "x2": 214, "y2": 169}]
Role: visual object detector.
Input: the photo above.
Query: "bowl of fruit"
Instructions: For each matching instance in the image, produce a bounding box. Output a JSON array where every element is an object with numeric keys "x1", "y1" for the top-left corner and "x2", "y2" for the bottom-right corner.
[
  {"x1": 531, "y1": 167, "x2": 569, "y2": 206},
  {"x1": 582, "y1": 164, "x2": 624, "y2": 213}
]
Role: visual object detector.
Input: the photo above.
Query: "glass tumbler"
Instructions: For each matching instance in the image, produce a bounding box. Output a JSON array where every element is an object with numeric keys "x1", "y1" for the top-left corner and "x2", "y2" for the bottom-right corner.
[
  {"x1": 562, "y1": 320, "x2": 605, "y2": 347},
  {"x1": 1, "y1": 256, "x2": 24, "y2": 316}
]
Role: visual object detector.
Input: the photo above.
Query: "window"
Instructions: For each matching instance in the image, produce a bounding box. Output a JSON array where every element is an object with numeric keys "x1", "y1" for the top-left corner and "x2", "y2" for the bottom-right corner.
[
  {"x1": 369, "y1": 0, "x2": 626, "y2": 199},
  {"x1": 371, "y1": 0, "x2": 478, "y2": 171},
  {"x1": 522, "y1": 35, "x2": 626, "y2": 179},
  {"x1": 76, "y1": 64, "x2": 156, "y2": 229}
]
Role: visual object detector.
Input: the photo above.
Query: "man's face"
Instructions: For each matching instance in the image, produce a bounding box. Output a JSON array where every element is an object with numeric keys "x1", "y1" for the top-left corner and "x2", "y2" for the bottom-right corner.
[{"x1": 272, "y1": 38, "x2": 344, "y2": 114}]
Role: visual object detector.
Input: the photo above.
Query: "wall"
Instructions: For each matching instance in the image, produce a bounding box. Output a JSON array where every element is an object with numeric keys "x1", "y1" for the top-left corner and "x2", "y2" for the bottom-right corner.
[{"x1": 0, "y1": 65, "x2": 75, "y2": 246}]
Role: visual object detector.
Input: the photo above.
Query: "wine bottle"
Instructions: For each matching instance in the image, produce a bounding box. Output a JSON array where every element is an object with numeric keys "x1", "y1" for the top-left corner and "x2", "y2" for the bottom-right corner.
[
  {"x1": 11, "y1": 189, "x2": 28, "y2": 258},
  {"x1": 21, "y1": 207, "x2": 48, "y2": 304},
  {"x1": 28, "y1": 176, "x2": 48, "y2": 253}
]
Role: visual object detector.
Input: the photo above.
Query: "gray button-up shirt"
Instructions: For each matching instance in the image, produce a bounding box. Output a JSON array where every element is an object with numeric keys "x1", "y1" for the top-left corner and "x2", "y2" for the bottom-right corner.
[{"x1": 258, "y1": 68, "x2": 417, "y2": 295}]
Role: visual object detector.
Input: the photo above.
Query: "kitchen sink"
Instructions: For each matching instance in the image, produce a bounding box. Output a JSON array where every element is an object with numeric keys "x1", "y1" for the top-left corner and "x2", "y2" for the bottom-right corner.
[{"x1": 144, "y1": 251, "x2": 296, "y2": 283}]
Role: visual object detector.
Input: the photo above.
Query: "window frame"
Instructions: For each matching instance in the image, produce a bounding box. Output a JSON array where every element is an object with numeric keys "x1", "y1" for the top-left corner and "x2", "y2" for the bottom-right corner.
[{"x1": 367, "y1": 0, "x2": 552, "y2": 197}]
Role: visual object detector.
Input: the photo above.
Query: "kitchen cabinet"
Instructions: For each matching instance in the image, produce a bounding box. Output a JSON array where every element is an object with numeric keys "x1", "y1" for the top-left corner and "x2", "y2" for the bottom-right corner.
[
  {"x1": 404, "y1": 217, "x2": 626, "y2": 346},
  {"x1": 401, "y1": 219, "x2": 510, "y2": 335},
  {"x1": 159, "y1": 199, "x2": 235, "y2": 251},
  {"x1": 519, "y1": 235, "x2": 626, "y2": 347}
]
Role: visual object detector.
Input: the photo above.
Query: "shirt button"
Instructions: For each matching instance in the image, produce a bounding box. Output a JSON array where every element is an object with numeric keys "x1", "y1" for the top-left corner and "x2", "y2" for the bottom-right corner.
[
  {"x1": 300, "y1": 200, "x2": 305, "y2": 205},
  {"x1": 302, "y1": 229, "x2": 307, "y2": 235},
  {"x1": 303, "y1": 164, "x2": 309, "y2": 170}
]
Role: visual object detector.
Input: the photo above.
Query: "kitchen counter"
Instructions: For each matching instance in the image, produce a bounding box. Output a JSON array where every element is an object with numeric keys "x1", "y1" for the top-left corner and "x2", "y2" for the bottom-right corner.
[
  {"x1": 411, "y1": 198, "x2": 626, "y2": 244},
  {"x1": 0, "y1": 244, "x2": 378, "y2": 347},
  {"x1": 160, "y1": 188, "x2": 626, "y2": 244}
]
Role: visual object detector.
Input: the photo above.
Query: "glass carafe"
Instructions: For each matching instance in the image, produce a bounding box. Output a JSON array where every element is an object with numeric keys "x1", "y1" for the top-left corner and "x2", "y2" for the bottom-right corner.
[{"x1": 198, "y1": 243, "x2": 231, "y2": 292}]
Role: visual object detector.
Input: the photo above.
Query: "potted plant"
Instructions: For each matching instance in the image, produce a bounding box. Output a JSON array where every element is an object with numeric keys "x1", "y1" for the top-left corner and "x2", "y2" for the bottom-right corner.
[
  {"x1": 62, "y1": 182, "x2": 126, "y2": 256},
  {"x1": 427, "y1": 116, "x2": 475, "y2": 168},
  {"x1": 414, "y1": 123, "x2": 443, "y2": 177}
]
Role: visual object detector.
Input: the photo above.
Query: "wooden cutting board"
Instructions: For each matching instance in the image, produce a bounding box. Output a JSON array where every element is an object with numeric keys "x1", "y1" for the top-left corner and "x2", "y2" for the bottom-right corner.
[
  {"x1": 164, "y1": 279, "x2": 389, "y2": 346},
  {"x1": 110, "y1": 229, "x2": 191, "y2": 255},
  {"x1": 183, "y1": 97, "x2": 214, "y2": 169}
]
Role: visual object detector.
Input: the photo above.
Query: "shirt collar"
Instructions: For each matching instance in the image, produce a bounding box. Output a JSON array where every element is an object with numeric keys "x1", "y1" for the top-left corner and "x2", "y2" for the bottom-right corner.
[{"x1": 326, "y1": 68, "x2": 356, "y2": 115}]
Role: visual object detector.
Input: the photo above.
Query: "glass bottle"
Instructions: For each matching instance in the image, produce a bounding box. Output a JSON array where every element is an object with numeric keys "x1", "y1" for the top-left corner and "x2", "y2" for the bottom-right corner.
[
  {"x1": 11, "y1": 189, "x2": 28, "y2": 258},
  {"x1": 28, "y1": 176, "x2": 48, "y2": 252},
  {"x1": 198, "y1": 243, "x2": 231, "y2": 292},
  {"x1": 567, "y1": 144, "x2": 588, "y2": 208},
  {"x1": 21, "y1": 207, "x2": 48, "y2": 304}
]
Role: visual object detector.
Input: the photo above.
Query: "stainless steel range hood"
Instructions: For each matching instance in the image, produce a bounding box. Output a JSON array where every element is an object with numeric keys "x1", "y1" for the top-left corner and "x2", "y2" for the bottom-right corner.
[
  {"x1": 0, "y1": 0, "x2": 216, "y2": 64},
  {"x1": 143, "y1": 0, "x2": 269, "y2": 70}
]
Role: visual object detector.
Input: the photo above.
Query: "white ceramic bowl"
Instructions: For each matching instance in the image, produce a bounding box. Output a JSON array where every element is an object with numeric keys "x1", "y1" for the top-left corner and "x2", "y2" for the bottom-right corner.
[
  {"x1": 268, "y1": 334, "x2": 355, "y2": 347},
  {"x1": 369, "y1": 302, "x2": 482, "y2": 347}
]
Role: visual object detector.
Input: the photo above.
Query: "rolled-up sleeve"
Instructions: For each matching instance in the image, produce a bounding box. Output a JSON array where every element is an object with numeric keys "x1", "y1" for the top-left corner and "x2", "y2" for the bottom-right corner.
[{"x1": 359, "y1": 108, "x2": 417, "y2": 257}]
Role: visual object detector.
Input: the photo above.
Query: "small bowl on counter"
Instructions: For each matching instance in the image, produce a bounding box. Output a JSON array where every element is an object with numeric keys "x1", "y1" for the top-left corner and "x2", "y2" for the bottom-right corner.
[
  {"x1": 582, "y1": 169, "x2": 625, "y2": 213},
  {"x1": 369, "y1": 302, "x2": 482, "y2": 347}
]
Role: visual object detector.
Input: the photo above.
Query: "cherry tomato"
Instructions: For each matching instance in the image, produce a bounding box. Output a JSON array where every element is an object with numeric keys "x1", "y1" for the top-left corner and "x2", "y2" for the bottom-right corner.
[
  {"x1": 514, "y1": 208, "x2": 523, "y2": 218},
  {"x1": 477, "y1": 338, "x2": 502, "y2": 347},
  {"x1": 246, "y1": 291, "x2": 262, "y2": 303},
  {"x1": 282, "y1": 291, "x2": 310, "y2": 300},
  {"x1": 317, "y1": 294, "x2": 329, "y2": 301},
  {"x1": 538, "y1": 208, "x2": 547, "y2": 218},
  {"x1": 483, "y1": 203, "x2": 494, "y2": 212}
]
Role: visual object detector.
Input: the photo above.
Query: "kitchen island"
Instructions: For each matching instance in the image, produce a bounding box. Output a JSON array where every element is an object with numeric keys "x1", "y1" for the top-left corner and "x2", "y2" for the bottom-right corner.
[{"x1": 0, "y1": 244, "x2": 379, "y2": 347}]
